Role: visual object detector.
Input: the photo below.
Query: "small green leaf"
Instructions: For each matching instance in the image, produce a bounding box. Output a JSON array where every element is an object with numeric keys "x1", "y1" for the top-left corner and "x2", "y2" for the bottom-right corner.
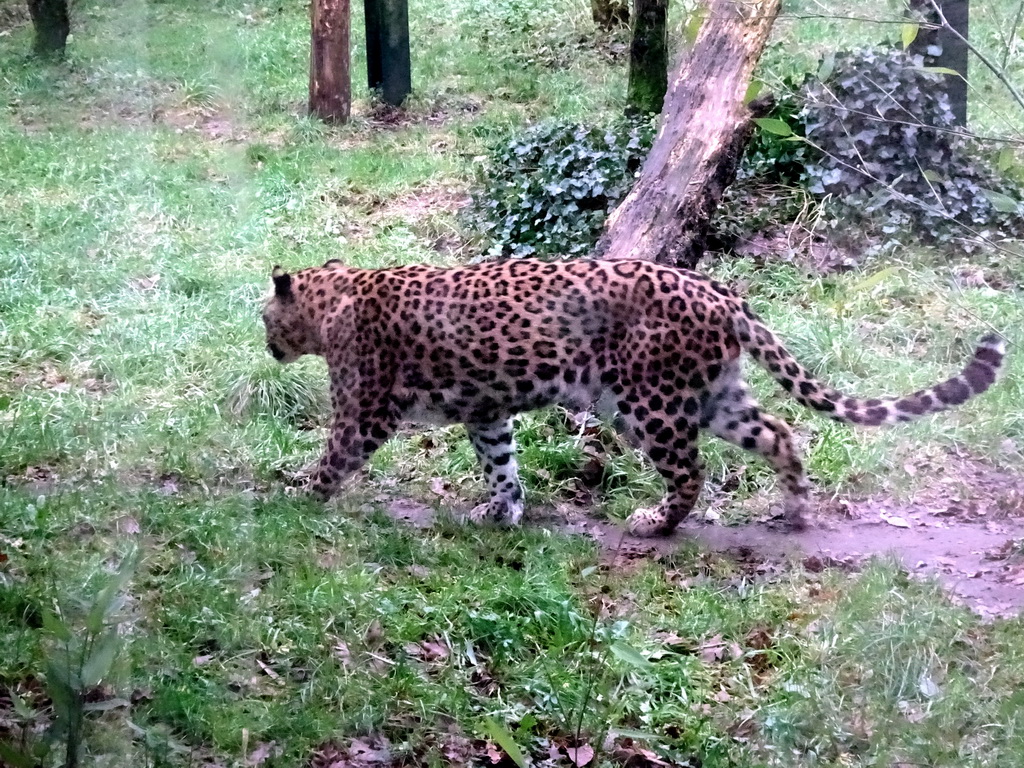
[
  {"x1": 684, "y1": 7, "x2": 707, "y2": 46},
  {"x1": 482, "y1": 718, "x2": 529, "y2": 768},
  {"x1": 83, "y1": 697, "x2": 131, "y2": 713},
  {"x1": 609, "y1": 641, "x2": 653, "y2": 668},
  {"x1": 901, "y1": 22, "x2": 919, "y2": 49},
  {"x1": 81, "y1": 627, "x2": 120, "y2": 688},
  {"x1": 42, "y1": 610, "x2": 71, "y2": 643},
  {"x1": 580, "y1": 565, "x2": 598, "y2": 578},
  {"x1": 518, "y1": 713, "x2": 538, "y2": 732},
  {"x1": 921, "y1": 169, "x2": 942, "y2": 182},
  {"x1": 86, "y1": 550, "x2": 138, "y2": 634},
  {"x1": 816, "y1": 51, "x2": 835, "y2": 82},
  {"x1": 918, "y1": 66, "x2": 962, "y2": 76},
  {"x1": 610, "y1": 728, "x2": 663, "y2": 741},
  {"x1": 980, "y1": 188, "x2": 1020, "y2": 213},
  {"x1": 753, "y1": 118, "x2": 793, "y2": 137},
  {"x1": 852, "y1": 266, "x2": 897, "y2": 292},
  {"x1": 44, "y1": 659, "x2": 77, "y2": 718},
  {"x1": 743, "y1": 80, "x2": 763, "y2": 105},
  {"x1": 0, "y1": 742, "x2": 34, "y2": 768},
  {"x1": 997, "y1": 147, "x2": 1015, "y2": 172}
]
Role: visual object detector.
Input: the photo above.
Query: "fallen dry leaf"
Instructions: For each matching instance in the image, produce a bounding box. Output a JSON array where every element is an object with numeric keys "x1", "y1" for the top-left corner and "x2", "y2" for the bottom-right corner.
[
  {"x1": 246, "y1": 741, "x2": 276, "y2": 766},
  {"x1": 364, "y1": 619, "x2": 384, "y2": 648},
  {"x1": 430, "y1": 477, "x2": 455, "y2": 500},
  {"x1": 610, "y1": 738, "x2": 671, "y2": 767},
  {"x1": 334, "y1": 639, "x2": 351, "y2": 667},
  {"x1": 255, "y1": 657, "x2": 283, "y2": 684},
  {"x1": 698, "y1": 634, "x2": 742, "y2": 663},
  {"x1": 405, "y1": 636, "x2": 450, "y2": 663},
  {"x1": 116, "y1": 515, "x2": 140, "y2": 535},
  {"x1": 566, "y1": 743, "x2": 595, "y2": 766}
]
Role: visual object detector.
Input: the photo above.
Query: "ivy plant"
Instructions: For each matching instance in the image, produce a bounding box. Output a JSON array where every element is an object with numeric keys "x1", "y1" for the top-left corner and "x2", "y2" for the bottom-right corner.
[
  {"x1": 470, "y1": 119, "x2": 654, "y2": 259},
  {"x1": 799, "y1": 47, "x2": 1024, "y2": 247}
]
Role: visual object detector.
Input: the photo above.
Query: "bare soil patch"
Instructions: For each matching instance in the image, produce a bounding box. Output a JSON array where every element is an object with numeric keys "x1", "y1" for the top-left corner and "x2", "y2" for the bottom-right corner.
[
  {"x1": 0, "y1": 1, "x2": 28, "y2": 34},
  {"x1": 385, "y1": 456, "x2": 1024, "y2": 619}
]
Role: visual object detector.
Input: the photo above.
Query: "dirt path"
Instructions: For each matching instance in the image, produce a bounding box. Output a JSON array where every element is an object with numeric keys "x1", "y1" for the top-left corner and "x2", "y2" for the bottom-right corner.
[{"x1": 387, "y1": 459, "x2": 1024, "y2": 619}]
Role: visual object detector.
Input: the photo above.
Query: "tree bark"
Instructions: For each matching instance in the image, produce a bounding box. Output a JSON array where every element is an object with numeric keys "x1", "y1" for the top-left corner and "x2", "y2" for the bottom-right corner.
[
  {"x1": 595, "y1": 0, "x2": 781, "y2": 268},
  {"x1": 591, "y1": 0, "x2": 629, "y2": 29},
  {"x1": 626, "y1": 0, "x2": 668, "y2": 116},
  {"x1": 364, "y1": 0, "x2": 411, "y2": 106},
  {"x1": 309, "y1": 0, "x2": 351, "y2": 124},
  {"x1": 908, "y1": 0, "x2": 968, "y2": 126},
  {"x1": 27, "y1": 0, "x2": 70, "y2": 58}
]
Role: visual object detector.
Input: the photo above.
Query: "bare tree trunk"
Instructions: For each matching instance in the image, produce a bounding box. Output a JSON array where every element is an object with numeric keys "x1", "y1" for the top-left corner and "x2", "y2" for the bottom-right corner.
[
  {"x1": 595, "y1": 0, "x2": 781, "y2": 267},
  {"x1": 626, "y1": 0, "x2": 668, "y2": 115},
  {"x1": 27, "y1": 0, "x2": 69, "y2": 58},
  {"x1": 591, "y1": 0, "x2": 629, "y2": 29},
  {"x1": 309, "y1": 0, "x2": 351, "y2": 124},
  {"x1": 908, "y1": 0, "x2": 969, "y2": 126}
]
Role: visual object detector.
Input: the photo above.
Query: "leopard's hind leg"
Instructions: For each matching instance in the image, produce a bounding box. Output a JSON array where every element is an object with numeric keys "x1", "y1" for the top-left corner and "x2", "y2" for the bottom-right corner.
[
  {"x1": 614, "y1": 383, "x2": 705, "y2": 537},
  {"x1": 704, "y1": 364, "x2": 812, "y2": 528}
]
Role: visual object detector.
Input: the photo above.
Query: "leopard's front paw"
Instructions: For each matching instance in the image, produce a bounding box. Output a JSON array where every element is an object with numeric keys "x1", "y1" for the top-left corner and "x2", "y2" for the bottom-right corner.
[
  {"x1": 468, "y1": 499, "x2": 524, "y2": 527},
  {"x1": 304, "y1": 469, "x2": 339, "y2": 503},
  {"x1": 782, "y1": 495, "x2": 813, "y2": 531},
  {"x1": 626, "y1": 506, "x2": 675, "y2": 537}
]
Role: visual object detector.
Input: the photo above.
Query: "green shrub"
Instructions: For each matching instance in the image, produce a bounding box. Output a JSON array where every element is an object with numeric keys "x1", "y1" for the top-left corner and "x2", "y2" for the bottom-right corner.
[
  {"x1": 470, "y1": 118, "x2": 654, "y2": 259},
  {"x1": 799, "y1": 47, "x2": 1024, "y2": 247}
]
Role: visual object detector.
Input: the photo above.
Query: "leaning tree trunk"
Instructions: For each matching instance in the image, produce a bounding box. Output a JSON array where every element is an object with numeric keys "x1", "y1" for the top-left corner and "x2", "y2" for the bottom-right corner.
[
  {"x1": 27, "y1": 0, "x2": 70, "y2": 58},
  {"x1": 309, "y1": 0, "x2": 351, "y2": 123},
  {"x1": 595, "y1": 0, "x2": 782, "y2": 268}
]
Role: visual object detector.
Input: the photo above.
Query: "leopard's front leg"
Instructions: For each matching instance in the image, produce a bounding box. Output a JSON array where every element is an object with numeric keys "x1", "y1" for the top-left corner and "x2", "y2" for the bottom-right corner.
[
  {"x1": 466, "y1": 418, "x2": 524, "y2": 526},
  {"x1": 308, "y1": 383, "x2": 400, "y2": 502}
]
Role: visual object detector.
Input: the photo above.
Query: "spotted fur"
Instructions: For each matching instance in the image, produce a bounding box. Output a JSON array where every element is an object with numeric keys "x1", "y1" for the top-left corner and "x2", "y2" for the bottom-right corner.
[{"x1": 262, "y1": 258, "x2": 1005, "y2": 536}]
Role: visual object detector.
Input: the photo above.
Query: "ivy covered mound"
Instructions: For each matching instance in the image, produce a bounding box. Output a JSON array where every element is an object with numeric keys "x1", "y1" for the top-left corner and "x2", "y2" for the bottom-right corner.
[{"x1": 800, "y1": 47, "x2": 1024, "y2": 247}]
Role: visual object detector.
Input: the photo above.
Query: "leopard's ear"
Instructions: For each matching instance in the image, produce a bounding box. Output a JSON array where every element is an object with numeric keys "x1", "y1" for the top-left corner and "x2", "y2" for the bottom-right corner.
[
  {"x1": 323, "y1": 258, "x2": 343, "y2": 268},
  {"x1": 272, "y1": 265, "x2": 292, "y2": 297}
]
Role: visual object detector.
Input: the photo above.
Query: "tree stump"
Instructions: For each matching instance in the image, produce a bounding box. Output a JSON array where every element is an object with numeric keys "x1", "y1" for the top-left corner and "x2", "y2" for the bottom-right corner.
[
  {"x1": 27, "y1": 0, "x2": 70, "y2": 58},
  {"x1": 595, "y1": 0, "x2": 782, "y2": 268},
  {"x1": 309, "y1": 0, "x2": 351, "y2": 124}
]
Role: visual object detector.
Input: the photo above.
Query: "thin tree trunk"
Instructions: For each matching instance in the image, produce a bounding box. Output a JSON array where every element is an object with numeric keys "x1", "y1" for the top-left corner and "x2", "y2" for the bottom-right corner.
[
  {"x1": 309, "y1": 0, "x2": 351, "y2": 124},
  {"x1": 626, "y1": 0, "x2": 669, "y2": 115},
  {"x1": 364, "y1": 0, "x2": 411, "y2": 106},
  {"x1": 27, "y1": 0, "x2": 70, "y2": 58},
  {"x1": 908, "y1": 0, "x2": 969, "y2": 126},
  {"x1": 595, "y1": 0, "x2": 781, "y2": 267}
]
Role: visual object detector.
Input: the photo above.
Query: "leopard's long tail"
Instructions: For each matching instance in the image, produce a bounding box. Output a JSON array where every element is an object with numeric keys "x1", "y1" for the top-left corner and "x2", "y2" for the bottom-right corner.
[{"x1": 730, "y1": 302, "x2": 1005, "y2": 426}]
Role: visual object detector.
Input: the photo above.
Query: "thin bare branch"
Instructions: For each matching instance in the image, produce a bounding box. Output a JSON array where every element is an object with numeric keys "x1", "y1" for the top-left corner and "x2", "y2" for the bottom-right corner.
[{"x1": 1001, "y1": 0, "x2": 1024, "y2": 72}]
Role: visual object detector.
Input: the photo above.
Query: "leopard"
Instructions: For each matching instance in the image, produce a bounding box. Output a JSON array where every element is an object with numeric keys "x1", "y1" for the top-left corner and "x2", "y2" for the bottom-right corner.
[{"x1": 262, "y1": 257, "x2": 1004, "y2": 537}]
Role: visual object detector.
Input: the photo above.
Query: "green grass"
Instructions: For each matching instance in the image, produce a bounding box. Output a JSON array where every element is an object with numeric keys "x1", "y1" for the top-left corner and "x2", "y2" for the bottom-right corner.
[{"x1": 2, "y1": 0, "x2": 1024, "y2": 765}]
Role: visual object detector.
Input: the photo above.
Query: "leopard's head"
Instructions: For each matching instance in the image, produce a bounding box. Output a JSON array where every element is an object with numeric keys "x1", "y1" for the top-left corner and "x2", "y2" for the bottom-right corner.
[{"x1": 262, "y1": 266, "x2": 321, "y2": 363}]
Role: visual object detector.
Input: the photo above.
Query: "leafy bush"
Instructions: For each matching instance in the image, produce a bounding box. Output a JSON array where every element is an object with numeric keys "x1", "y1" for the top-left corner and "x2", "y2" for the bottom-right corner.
[
  {"x1": 799, "y1": 47, "x2": 1024, "y2": 246},
  {"x1": 738, "y1": 93, "x2": 809, "y2": 185},
  {"x1": 470, "y1": 119, "x2": 654, "y2": 259}
]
